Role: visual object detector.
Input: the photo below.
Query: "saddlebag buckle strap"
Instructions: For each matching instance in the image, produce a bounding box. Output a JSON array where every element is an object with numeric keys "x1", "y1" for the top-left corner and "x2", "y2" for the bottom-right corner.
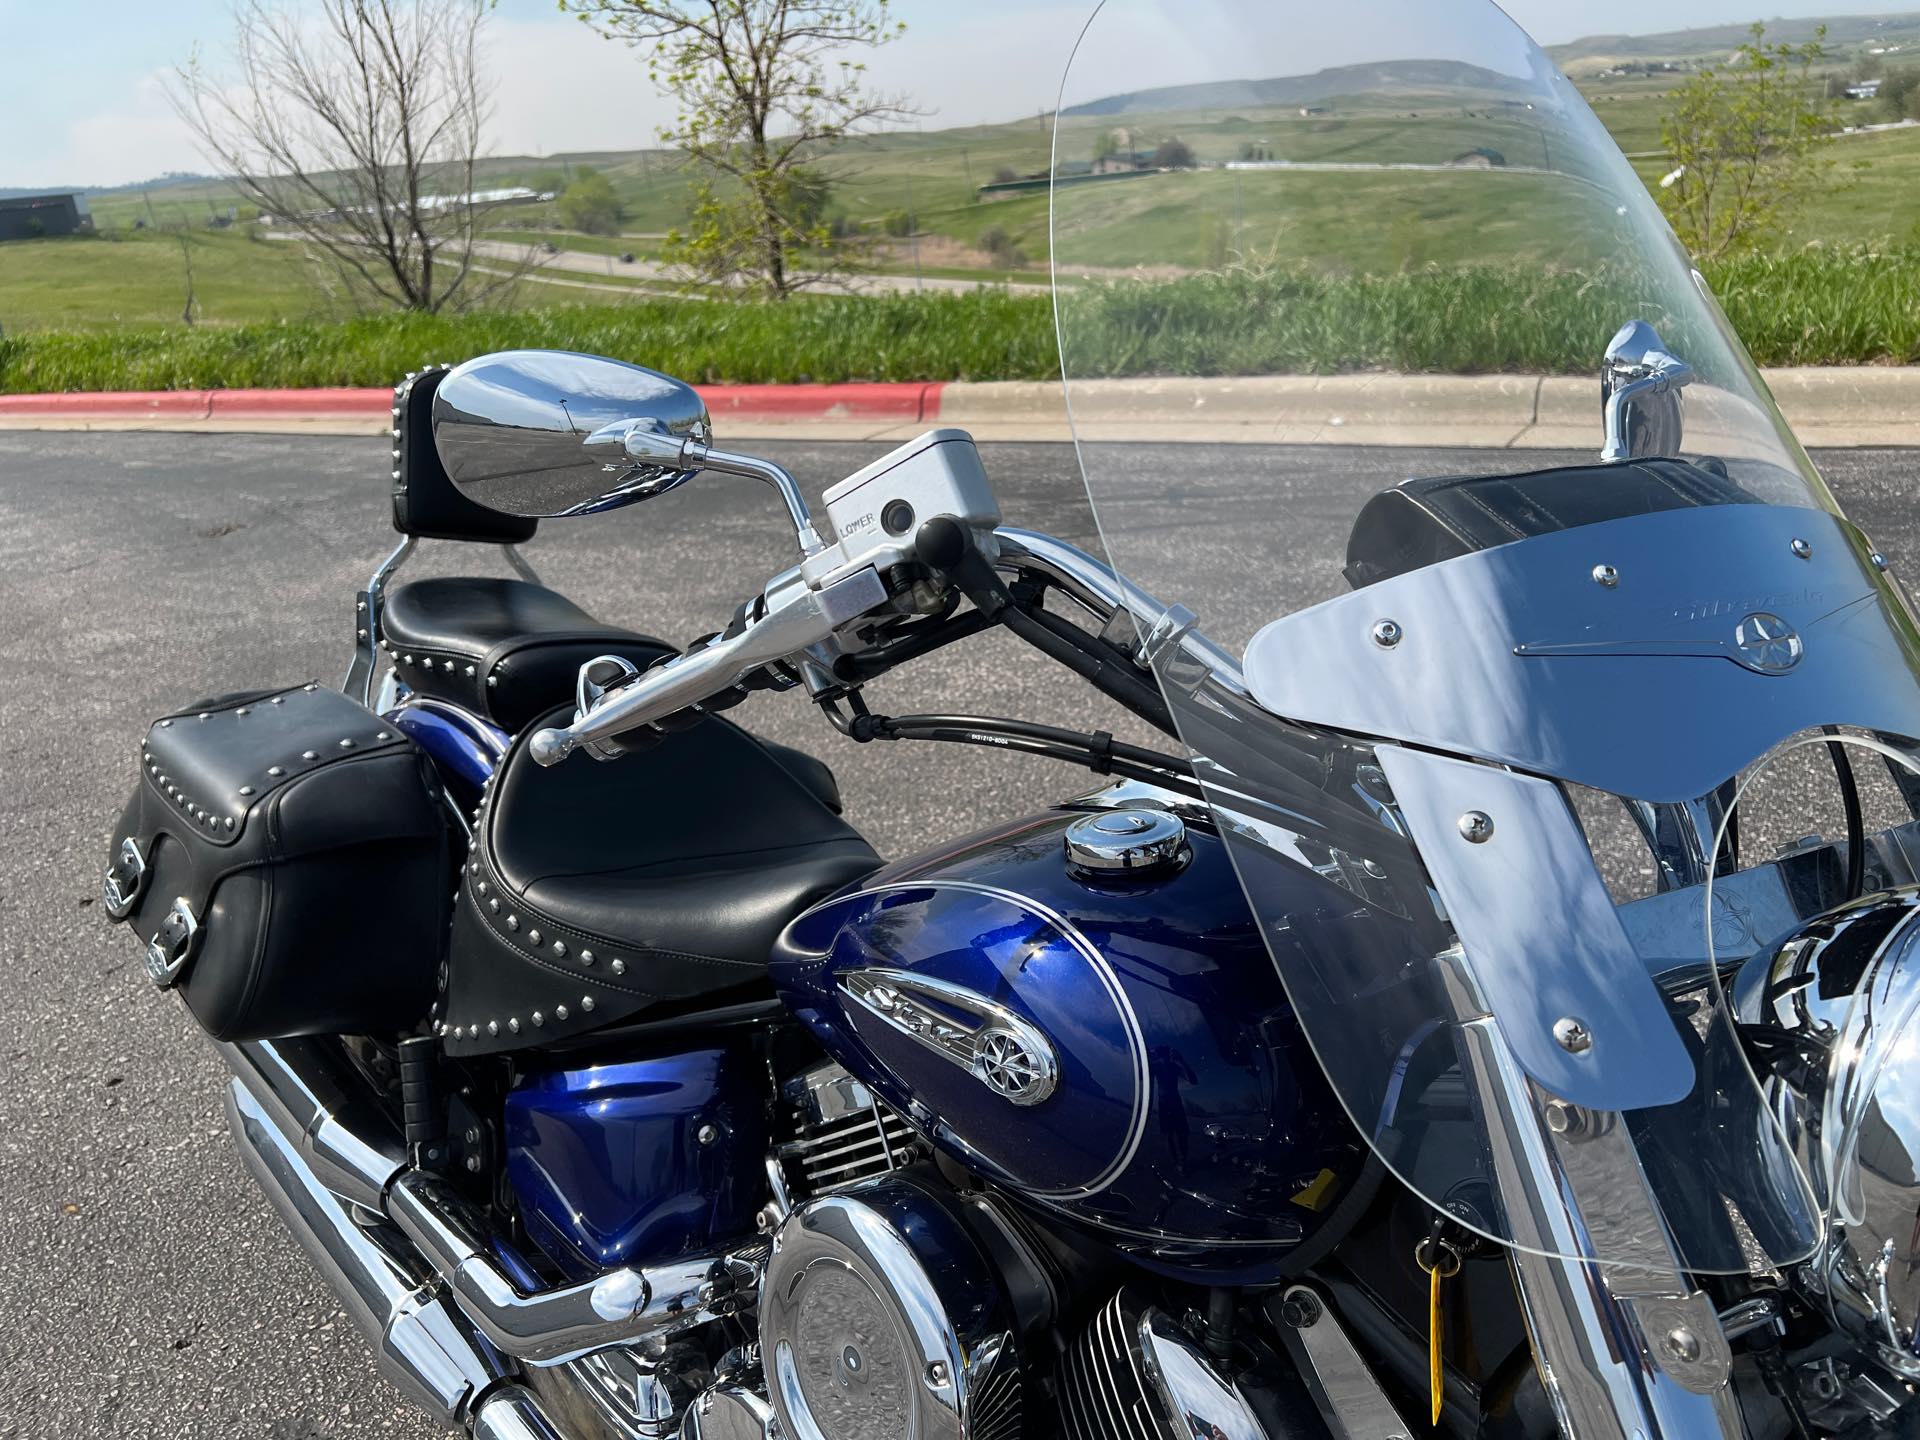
[
  {"x1": 146, "y1": 897, "x2": 201, "y2": 988},
  {"x1": 103, "y1": 837, "x2": 148, "y2": 921}
]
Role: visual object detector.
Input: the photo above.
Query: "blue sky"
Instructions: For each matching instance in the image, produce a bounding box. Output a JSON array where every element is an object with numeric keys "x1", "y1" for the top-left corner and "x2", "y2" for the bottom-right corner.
[{"x1": 0, "y1": 0, "x2": 1909, "y2": 188}]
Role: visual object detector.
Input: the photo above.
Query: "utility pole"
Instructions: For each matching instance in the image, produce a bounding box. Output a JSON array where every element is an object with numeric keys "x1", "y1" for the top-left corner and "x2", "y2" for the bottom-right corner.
[{"x1": 962, "y1": 147, "x2": 973, "y2": 191}]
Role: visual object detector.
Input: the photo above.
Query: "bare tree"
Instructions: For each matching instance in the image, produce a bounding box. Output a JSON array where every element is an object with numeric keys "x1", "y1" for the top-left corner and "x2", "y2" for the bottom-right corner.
[
  {"x1": 561, "y1": 0, "x2": 909, "y2": 298},
  {"x1": 172, "y1": 0, "x2": 523, "y2": 312}
]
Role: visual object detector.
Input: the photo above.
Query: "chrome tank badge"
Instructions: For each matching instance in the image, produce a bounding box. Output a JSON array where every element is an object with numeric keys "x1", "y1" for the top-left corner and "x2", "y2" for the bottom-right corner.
[
  {"x1": 1732, "y1": 611, "x2": 1803, "y2": 674},
  {"x1": 839, "y1": 968, "x2": 1059, "y2": 1108}
]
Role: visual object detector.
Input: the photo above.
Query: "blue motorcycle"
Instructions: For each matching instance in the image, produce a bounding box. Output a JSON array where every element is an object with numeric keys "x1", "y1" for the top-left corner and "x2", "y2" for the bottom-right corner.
[{"x1": 103, "y1": 3, "x2": 1920, "y2": 1437}]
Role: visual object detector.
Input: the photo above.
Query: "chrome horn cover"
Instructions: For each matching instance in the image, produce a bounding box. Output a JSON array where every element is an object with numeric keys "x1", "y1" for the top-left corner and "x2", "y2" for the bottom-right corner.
[
  {"x1": 757, "y1": 1178, "x2": 1019, "y2": 1440},
  {"x1": 1736, "y1": 887, "x2": 1920, "y2": 1378}
]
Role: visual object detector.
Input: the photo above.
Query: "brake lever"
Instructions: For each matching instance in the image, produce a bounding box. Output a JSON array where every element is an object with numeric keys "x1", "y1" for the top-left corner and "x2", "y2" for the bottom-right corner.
[{"x1": 528, "y1": 566, "x2": 887, "y2": 766}]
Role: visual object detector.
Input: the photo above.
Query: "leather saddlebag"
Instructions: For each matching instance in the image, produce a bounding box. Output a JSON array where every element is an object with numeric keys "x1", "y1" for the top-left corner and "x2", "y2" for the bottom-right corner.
[{"x1": 101, "y1": 682, "x2": 450, "y2": 1041}]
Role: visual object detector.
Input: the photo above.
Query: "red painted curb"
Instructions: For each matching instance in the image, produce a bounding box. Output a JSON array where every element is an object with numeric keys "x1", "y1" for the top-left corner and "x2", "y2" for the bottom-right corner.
[
  {"x1": 0, "y1": 381, "x2": 947, "y2": 424},
  {"x1": 210, "y1": 387, "x2": 391, "y2": 417},
  {"x1": 0, "y1": 389, "x2": 216, "y2": 416},
  {"x1": 699, "y1": 381, "x2": 942, "y2": 422}
]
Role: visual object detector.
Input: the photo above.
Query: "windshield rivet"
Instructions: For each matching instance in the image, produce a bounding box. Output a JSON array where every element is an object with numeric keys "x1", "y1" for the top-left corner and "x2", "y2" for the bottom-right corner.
[
  {"x1": 1790, "y1": 537, "x2": 1812, "y2": 560},
  {"x1": 1457, "y1": 810, "x2": 1494, "y2": 844},
  {"x1": 1591, "y1": 564, "x2": 1618, "y2": 588},
  {"x1": 1553, "y1": 1016, "x2": 1593, "y2": 1054},
  {"x1": 1664, "y1": 1327, "x2": 1702, "y2": 1364},
  {"x1": 1872, "y1": 552, "x2": 1890, "y2": 571},
  {"x1": 1371, "y1": 619, "x2": 1403, "y2": 648}
]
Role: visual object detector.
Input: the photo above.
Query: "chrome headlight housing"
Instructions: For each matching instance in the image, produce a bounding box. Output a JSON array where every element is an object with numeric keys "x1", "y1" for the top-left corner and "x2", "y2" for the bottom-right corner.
[{"x1": 1736, "y1": 888, "x2": 1920, "y2": 1377}]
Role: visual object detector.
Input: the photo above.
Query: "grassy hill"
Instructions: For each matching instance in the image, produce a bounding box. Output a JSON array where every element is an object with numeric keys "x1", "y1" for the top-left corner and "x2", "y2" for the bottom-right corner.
[
  {"x1": 1548, "y1": 11, "x2": 1920, "y2": 72},
  {"x1": 8, "y1": 11, "x2": 1920, "y2": 341}
]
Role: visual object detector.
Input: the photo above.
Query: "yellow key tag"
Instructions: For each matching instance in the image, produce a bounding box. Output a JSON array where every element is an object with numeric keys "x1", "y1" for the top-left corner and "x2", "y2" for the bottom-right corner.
[
  {"x1": 1417, "y1": 1238, "x2": 1460, "y2": 1427},
  {"x1": 1428, "y1": 1261, "x2": 1445, "y2": 1426}
]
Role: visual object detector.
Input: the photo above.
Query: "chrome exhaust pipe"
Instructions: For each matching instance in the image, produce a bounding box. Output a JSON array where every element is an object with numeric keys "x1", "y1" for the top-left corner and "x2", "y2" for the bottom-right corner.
[
  {"x1": 220, "y1": 1034, "x2": 762, "y2": 1390},
  {"x1": 226, "y1": 1078, "x2": 557, "y2": 1432}
]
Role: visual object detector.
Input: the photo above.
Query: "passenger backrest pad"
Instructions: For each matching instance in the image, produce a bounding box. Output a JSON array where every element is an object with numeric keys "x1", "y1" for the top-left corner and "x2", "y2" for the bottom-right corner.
[{"x1": 391, "y1": 368, "x2": 539, "y2": 545}]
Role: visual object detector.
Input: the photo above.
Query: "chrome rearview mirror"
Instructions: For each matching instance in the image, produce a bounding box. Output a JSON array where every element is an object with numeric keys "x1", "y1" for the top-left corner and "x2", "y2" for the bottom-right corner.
[
  {"x1": 1600, "y1": 319, "x2": 1693, "y2": 464},
  {"x1": 432, "y1": 350, "x2": 712, "y2": 517},
  {"x1": 432, "y1": 350, "x2": 825, "y2": 552}
]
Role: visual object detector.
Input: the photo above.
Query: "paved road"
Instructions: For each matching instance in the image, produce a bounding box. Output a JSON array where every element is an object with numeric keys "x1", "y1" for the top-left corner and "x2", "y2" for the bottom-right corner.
[{"x1": 2, "y1": 434, "x2": 1917, "y2": 1438}]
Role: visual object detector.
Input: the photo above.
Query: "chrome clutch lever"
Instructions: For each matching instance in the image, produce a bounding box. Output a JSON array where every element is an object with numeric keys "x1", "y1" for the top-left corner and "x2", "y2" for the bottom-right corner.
[{"x1": 528, "y1": 565, "x2": 888, "y2": 766}]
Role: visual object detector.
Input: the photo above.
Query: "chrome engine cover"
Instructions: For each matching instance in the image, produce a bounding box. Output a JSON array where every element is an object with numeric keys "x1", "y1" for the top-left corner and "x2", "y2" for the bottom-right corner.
[
  {"x1": 1736, "y1": 887, "x2": 1920, "y2": 1378},
  {"x1": 757, "y1": 1177, "x2": 1022, "y2": 1440}
]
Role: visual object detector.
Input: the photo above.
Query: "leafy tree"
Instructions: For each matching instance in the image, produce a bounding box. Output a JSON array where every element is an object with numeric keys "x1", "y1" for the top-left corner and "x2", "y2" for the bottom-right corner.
[
  {"x1": 991, "y1": 165, "x2": 1018, "y2": 184},
  {"x1": 1092, "y1": 130, "x2": 1121, "y2": 162},
  {"x1": 562, "y1": 0, "x2": 908, "y2": 297},
  {"x1": 1153, "y1": 137, "x2": 1196, "y2": 170},
  {"x1": 1657, "y1": 23, "x2": 1840, "y2": 260},
  {"x1": 557, "y1": 171, "x2": 626, "y2": 234},
  {"x1": 1882, "y1": 67, "x2": 1920, "y2": 122}
]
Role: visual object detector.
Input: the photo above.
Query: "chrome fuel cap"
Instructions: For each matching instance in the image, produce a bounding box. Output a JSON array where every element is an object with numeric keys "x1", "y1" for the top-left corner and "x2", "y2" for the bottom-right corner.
[{"x1": 1065, "y1": 808, "x2": 1188, "y2": 874}]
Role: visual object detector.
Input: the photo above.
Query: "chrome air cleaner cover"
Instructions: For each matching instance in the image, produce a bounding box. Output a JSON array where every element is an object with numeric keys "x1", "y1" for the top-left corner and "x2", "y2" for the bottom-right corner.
[
  {"x1": 1735, "y1": 887, "x2": 1920, "y2": 1378},
  {"x1": 758, "y1": 1177, "x2": 1021, "y2": 1440}
]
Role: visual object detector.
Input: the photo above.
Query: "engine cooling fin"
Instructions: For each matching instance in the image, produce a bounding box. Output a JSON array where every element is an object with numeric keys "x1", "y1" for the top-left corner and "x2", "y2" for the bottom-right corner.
[
  {"x1": 1058, "y1": 1291, "x2": 1169, "y2": 1440},
  {"x1": 1058, "y1": 1289, "x2": 1268, "y2": 1440},
  {"x1": 777, "y1": 1061, "x2": 930, "y2": 1195}
]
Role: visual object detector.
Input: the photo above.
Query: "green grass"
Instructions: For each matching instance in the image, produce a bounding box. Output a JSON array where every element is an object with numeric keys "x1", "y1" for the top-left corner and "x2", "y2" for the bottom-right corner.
[
  {"x1": 1056, "y1": 248, "x2": 1920, "y2": 376},
  {"x1": 6, "y1": 244, "x2": 1919, "y2": 393},
  {"x1": 0, "y1": 228, "x2": 341, "y2": 329},
  {"x1": 0, "y1": 288, "x2": 1058, "y2": 392}
]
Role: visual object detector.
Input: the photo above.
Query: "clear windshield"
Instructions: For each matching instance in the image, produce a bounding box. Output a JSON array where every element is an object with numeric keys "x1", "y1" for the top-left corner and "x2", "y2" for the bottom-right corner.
[{"x1": 1051, "y1": 0, "x2": 1920, "y2": 1272}]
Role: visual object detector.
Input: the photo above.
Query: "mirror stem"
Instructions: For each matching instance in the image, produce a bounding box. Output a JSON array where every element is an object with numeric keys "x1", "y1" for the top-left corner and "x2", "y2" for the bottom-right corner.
[
  {"x1": 621, "y1": 426, "x2": 826, "y2": 555},
  {"x1": 700, "y1": 446, "x2": 828, "y2": 556}
]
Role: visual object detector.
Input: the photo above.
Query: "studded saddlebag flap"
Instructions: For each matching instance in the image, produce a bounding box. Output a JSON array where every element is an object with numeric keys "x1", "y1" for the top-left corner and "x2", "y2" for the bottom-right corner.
[{"x1": 101, "y1": 683, "x2": 451, "y2": 1041}]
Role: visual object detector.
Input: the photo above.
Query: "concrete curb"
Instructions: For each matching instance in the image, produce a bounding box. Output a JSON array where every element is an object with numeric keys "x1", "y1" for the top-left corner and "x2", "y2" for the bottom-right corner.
[{"x1": 1, "y1": 369, "x2": 1915, "y2": 447}]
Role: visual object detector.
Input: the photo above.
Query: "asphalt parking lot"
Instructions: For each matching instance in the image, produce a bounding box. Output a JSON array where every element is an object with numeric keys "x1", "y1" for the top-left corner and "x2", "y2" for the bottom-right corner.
[{"x1": 3, "y1": 432, "x2": 1918, "y2": 1438}]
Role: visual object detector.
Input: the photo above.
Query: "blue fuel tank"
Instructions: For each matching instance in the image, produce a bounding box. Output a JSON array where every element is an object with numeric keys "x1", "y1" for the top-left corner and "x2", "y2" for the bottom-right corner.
[{"x1": 769, "y1": 801, "x2": 1367, "y2": 1282}]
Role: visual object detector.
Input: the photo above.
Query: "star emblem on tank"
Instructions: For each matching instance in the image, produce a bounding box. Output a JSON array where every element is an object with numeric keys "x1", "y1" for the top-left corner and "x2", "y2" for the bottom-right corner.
[
  {"x1": 839, "y1": 967, "x2": 1060, "y2": 1108},
  {"x1": 1732, "y1": 611, "x2": 1803, "y2": 675}
]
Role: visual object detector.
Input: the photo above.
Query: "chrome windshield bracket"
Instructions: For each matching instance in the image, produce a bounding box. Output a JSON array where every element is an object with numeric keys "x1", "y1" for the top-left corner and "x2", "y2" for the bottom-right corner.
[
  {"x1": 1448, "y1": 1002, "x2": 1740, "y2": 1439},
  {"x1": 1275, "y1": 1284, "x2": 1414, "y2": 1440}
]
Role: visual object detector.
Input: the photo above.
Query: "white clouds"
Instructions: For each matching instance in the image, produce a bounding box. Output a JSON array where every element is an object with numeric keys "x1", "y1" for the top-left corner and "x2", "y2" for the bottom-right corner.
[
  {"x1": 50, "y1": 73, "x2": 206, "y2": 189},
  {"x1": 479, "y1": 16, "x2": 677, "y2": 158},
  {"x1": 470, "y1": 6, "x2": 1084, "y2": 159}
]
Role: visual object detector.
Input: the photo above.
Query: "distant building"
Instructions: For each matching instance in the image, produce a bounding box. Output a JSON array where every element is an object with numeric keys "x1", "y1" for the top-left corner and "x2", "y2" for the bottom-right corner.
[
  {"x1": 1092, "y1": 149, "x2": 1158, "y2": 175},
  {"x1": 1299, "y1": 106, "x2": 1331, "y2": 117},
  {"x1": 0, "y1": 191, "x2": 92, "y2": 241},
  {"x1": 1848, "y1": 80, "x2": 1883, "y2": 100}
]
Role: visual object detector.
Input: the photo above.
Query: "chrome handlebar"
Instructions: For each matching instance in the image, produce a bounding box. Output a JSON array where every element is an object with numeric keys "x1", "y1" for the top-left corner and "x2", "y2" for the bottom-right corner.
[
  {"x1": 991, "y1": 528, "x2": 1246, "y2": 695},
  {"x1": 527, "y1": 564, "x2": 887, "y2": 766},
  {"x1": 529, "y1": 524, "x2": 1240, "y2": 767}
]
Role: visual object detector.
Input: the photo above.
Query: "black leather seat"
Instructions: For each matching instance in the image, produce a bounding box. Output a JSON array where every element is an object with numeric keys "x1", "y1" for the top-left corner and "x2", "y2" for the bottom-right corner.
[
  {"x1": 382, "y1": 576, "x2": 677, "y2": 733},
  {"x1": 440, "y1": 710, "x2": 881, "y2": 1054}
]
